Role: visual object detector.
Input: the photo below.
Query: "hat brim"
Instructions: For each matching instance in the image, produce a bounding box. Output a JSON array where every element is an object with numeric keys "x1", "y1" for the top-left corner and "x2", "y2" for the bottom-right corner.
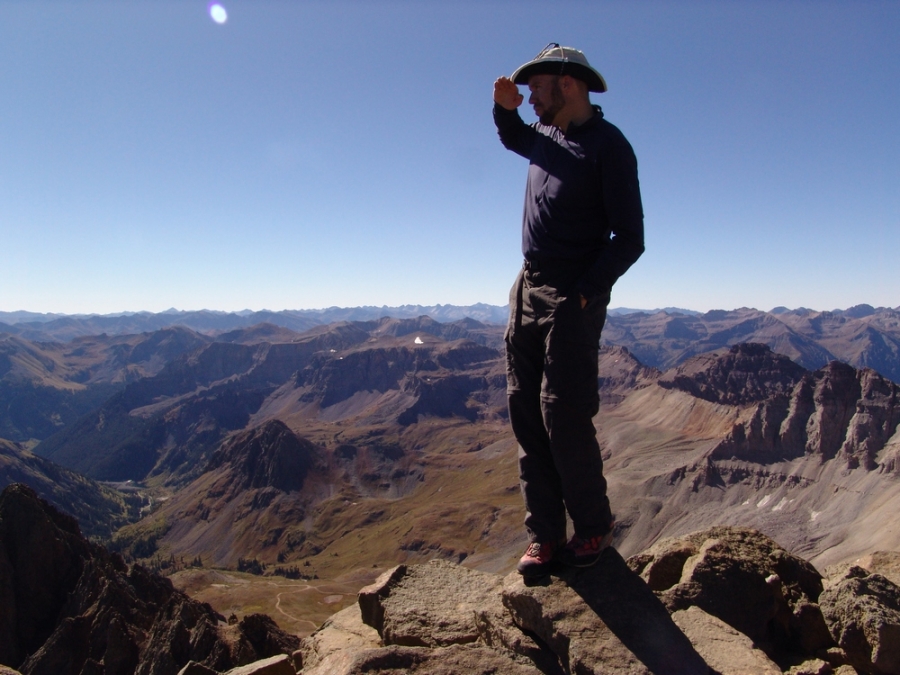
[{"x1": 511, "y1": 60, "x2": 607, "y2": 93}]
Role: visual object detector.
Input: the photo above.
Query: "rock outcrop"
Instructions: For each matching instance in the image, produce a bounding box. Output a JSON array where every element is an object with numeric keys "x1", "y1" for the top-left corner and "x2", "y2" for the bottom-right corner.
[{"x1": 0, "y1": 484, "x2": 298, "y2": 675}]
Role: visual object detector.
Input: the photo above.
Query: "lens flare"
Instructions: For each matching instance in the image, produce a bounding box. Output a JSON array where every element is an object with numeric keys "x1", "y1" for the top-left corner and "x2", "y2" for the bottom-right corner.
[{"x1": 208, "y1": 3, "x2": 227, "y2": 24}]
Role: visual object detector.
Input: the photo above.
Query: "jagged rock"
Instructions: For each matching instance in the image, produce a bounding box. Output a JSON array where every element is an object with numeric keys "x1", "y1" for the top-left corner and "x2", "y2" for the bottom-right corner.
[
  {"x1": 806, "y1": 362, "x2": 864, "y2": 461},
  {"x1": 839, "y1": 369, "x2": 900, "y2": 468},
  {"x1": 785, "y1": 658, "x2": 832, "y2": 675},
  {"x1": 830, "y1": 552, "x2": 900, "y2": 588},
  {"x1": 502, "y1": 550, "x2": 708, "y2": 674},
  {"x1": 0, "y1": 668, "x2": 23, "y2": 675},
  {"x1": 224, "y1": 654, "x2": 295, "y2": 675},
  {"x1": 819, "y1": 571, "x2": 900, "y2": 674},
  {"x1": 707, "y1": 358, "x2": 900, "y2": 466},
  {"x1": 0, "y1": 484, "x2": 298, "y2": 675},
  {"x1": 670, "y1": 606, "x2": 781, "y2": 674},
  {"x1": 235, "y1": 615, "x2": 301, "y2": 663},
  {"x1": 0, "y1": 483, "x2": 97, "y2": 667},
  {"x1": 628, "y1": 526, "x2": 829, "y2": 661}
]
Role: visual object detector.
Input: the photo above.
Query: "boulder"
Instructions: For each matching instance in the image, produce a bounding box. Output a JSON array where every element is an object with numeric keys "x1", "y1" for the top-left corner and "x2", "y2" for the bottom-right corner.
[
  {"x1": 819, "y1": 571, "x2": 900, "y2": 674},
  {"x1": 358, "y1": 559, "x2": 503, "y2": 647},
  {"x1": 321, "y1": 550, "x2": 708, "y2": 674},
  {"x1": 784, "y1": 659, "x2": 832, "y2": 675},
  {"x1": 630, "y1": 526, "x2": 828, "y2": 660},
  {"x1": 832, "y1": 552, "x2": 900, "y2": 588}
]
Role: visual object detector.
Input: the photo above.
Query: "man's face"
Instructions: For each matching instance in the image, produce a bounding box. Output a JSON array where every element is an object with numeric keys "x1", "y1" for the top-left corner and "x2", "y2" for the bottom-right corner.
[{"x1": 528, "y1": 74, "x2": 565, "y2": 126}]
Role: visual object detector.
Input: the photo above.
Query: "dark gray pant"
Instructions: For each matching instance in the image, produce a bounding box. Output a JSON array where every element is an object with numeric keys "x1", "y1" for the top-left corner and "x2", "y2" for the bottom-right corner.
[{"x1": 505, "y1": 263, "x2": 613, "y2": 544}]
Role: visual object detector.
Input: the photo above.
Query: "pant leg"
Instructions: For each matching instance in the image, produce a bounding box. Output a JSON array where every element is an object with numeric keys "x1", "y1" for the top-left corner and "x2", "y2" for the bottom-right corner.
[
  {"x1": 506, "y1": 265, "x2": 614, "y2": 542},
  {"x1": 542, "y1": 289, "x2": 614, "y2": 538},
  {"x1": 505, "y1": 268, "x2": 566, "y2": 542}
]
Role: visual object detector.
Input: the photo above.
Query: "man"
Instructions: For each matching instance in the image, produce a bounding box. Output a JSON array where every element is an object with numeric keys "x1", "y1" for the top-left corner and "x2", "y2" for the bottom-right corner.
[{"x1": 493, "y1": 44, "x2": 644, "y2": 576}]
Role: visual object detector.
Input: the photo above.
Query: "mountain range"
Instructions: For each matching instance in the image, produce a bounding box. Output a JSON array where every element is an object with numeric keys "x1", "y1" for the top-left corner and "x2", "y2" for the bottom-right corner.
[{"x1": 1, "y1": 304, "x2": 899, "y2": 589}]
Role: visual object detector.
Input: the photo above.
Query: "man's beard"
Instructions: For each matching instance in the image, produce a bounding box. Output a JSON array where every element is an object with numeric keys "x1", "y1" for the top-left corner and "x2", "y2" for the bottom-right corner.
[{"x1": 538, "y1": 80, "x2": 565, "y2": 125}]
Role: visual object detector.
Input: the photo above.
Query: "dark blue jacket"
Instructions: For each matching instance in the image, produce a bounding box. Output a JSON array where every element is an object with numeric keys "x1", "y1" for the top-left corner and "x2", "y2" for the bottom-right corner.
[{"x1": 494, "y1": 103, "x2": 645, "y2": 299}]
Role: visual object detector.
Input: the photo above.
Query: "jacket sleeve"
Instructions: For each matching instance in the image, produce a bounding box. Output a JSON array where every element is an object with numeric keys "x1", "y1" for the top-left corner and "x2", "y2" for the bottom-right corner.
[
  {"x1": 493, "y1": 103, "x2": 537, "y2": 158},
  {"x1": 578, "y1": 135, "x2": 645, "y2": 299}
]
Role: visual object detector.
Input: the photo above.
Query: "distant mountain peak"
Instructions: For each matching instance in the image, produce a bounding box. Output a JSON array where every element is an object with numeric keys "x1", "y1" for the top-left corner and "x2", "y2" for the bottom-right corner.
[
  {"x1": 207, "y1": 420, "x2": 316, "y2": 493},
  {"x1": 658, "y1": 343, "x2": 807, "y2": 405}
]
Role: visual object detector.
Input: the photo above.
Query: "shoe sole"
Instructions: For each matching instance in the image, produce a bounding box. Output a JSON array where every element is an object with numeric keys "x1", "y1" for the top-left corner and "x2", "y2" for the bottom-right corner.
[
  {"x1": 562, "y1": 530, "x2": 614, "y2": 568},
  {"x1": 517, "y1": 560, "x2": 558, "y2": 576}
]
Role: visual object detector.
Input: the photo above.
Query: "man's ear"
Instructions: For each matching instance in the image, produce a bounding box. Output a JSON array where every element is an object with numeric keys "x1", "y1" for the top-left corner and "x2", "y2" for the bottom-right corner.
[
  {"x1": 559, "y1": 75, "x2": 581, "y2": 98},
  {"x1": 562, "y1": 75, "x2": 588, "y2": 100}
]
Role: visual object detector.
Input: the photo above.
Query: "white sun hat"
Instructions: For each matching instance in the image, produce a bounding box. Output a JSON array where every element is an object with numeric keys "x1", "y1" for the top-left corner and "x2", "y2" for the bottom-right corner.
[{"x1": 511, "y1": 43, "x2": 608, "y2": 93}]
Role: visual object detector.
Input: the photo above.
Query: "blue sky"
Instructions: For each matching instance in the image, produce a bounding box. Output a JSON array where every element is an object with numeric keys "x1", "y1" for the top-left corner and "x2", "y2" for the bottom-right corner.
[{"x1": 1, "y1": 0, "x2": 898, "y2": 315}]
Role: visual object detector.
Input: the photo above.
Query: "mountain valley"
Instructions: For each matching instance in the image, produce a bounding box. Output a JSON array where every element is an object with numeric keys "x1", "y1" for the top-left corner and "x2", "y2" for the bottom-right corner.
[{"x1": 2, "y1": 306, "x2": 900, "y2": 646}]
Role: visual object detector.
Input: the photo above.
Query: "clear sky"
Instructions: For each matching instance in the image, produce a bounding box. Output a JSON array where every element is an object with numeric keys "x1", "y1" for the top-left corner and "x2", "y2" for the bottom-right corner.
[{"x1": 2, "y1": 0, "x2": 898, "y2": 315}]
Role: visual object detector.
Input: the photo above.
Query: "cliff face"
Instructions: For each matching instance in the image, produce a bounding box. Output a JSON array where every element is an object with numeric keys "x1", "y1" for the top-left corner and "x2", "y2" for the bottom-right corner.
[
  {"x1": 0, "y1": 484, "x2": 299, "y2": 675},
  {"x1": 708, "y1": 354, "x2": 899, "y2": 468}
]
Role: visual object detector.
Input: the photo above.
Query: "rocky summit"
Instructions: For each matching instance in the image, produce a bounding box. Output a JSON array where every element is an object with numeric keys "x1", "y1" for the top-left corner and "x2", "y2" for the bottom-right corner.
[{"x1": 298, "y1": 526, "x2": 900, "y2": 675}]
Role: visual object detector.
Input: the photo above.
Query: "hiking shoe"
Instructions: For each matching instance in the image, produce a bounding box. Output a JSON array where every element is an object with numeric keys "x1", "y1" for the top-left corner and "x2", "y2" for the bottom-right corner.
[
  {"x1": 517, "y1": 539, "x2": 564, "y2": 577},
  {"x1": 560, "y1": 527, "x2": 615, "y2": 568}
]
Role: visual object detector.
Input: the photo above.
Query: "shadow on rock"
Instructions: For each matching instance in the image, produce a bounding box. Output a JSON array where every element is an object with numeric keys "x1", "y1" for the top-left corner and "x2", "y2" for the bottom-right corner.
[
  {"x1": 561, "y1": 548, "x2": 709, "y2": 674},
  {"x1": 564, "y1": 549, "x2": 710, "y2": 674},
  {"x1": 502, "y1": 548, "x2": 710, "y2": 674}
]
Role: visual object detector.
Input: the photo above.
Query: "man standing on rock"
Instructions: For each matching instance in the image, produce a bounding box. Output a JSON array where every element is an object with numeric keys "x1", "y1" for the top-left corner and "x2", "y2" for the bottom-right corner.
[{"x1": 493, "y1": 44, "x2": 644, "y2": 576}]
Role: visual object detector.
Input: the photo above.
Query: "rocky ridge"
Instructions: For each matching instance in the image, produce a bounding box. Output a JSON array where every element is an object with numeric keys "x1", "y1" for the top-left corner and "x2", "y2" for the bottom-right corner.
[
  {"x1": 0, "y1": 484, "x2": 299, "y2": 675},
  {"x1": 0, "y1": 438, "x2": 140, "y2": 540}
]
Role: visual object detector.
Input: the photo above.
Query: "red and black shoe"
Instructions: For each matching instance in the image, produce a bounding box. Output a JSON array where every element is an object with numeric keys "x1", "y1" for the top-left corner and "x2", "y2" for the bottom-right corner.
[
  {"x1": 560, "y1": 525, "x2": 615, "y2": 568},
  {"x1": 516, "y1": 539, "x2": 565, "y2": 577}
]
